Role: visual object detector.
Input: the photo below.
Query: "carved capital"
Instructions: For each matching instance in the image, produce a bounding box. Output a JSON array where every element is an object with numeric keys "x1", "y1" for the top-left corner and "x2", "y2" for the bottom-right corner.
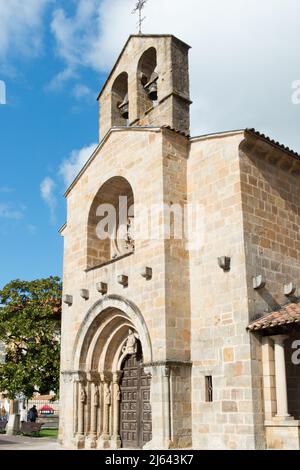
[
  {"x1": 100, "y1": 371, "x2": 112, "y2": 384},
  {"x1": 113, "y1": 371, "x2": 123, "y2": 384},
  {"x1": 86, "y1": 371, "x2": 101, "y2": 383},
  {"x1": 61, "y1": 370, "x2": 86, "y2": 383}
]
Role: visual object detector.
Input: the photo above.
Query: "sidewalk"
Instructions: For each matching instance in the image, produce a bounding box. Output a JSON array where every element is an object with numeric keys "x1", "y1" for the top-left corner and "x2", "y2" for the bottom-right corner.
[{"x1": 0, "y1": 435, "x2": 63, "y2": 450}]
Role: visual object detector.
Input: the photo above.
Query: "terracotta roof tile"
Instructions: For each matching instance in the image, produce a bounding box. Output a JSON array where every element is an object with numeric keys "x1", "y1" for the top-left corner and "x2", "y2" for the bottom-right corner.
[
  {"x1": 161, "y1": 125, "x2": 190, "y2": 138},
  {"x1": 246, "y1": 128, "x2": 300, "y2": 161},
  {"x1": 247, "y1": 300, "x2": 300, "y2": 332}
]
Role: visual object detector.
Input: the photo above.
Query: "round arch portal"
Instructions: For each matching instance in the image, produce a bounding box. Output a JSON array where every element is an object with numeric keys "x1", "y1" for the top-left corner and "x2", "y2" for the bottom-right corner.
[{"x1": 71, "y1": 295, "x2": 153, "y2": 449}]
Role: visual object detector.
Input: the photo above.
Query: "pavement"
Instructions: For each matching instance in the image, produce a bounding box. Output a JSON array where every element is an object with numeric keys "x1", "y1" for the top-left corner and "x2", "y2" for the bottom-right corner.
[{"x1": 0, "y1": 435, "x2": 63, "y2": 450}]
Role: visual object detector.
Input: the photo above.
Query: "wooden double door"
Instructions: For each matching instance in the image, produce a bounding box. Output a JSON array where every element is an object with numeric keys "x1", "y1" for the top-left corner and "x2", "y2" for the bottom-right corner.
[{"x1": 120, "y1": 353, "x2": 152, "y2": 448}]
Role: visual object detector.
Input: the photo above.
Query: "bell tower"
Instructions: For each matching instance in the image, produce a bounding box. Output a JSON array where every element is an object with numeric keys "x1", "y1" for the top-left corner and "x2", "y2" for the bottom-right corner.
[{"x1": 97, "y1": 35, "x2": 192, "y2": 138}]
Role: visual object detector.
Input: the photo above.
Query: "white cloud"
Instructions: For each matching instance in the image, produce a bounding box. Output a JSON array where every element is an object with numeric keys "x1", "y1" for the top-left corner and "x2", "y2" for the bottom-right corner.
[
  {"x1": 72, "y1": 84, "x2": 95, "y2": 101},
  {"x1": 0, "y1": 0, "x2": 50, "y2": 63},
  {"x1": 59, "y1": 143, "x2": 98, "y2": 188},
  {"x1": 46, "y1": 67, "x2": 78, "y2": 92},
  {"x1": 50, "y1": 0, "x2": 102, "y2": 86},
  {"x1": 0, "y1": 203, "x2": 24, "y2": 220},
  {"x1": 40, "y1": 177, "x2": 56, "y2": 223},
  {"x1": 50, "y1": 0, "x2": 300, "y2": 151}
]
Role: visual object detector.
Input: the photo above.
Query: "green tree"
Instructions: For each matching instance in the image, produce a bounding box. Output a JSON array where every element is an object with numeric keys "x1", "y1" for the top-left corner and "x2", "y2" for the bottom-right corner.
[{"x1": 0, "y1": 277, "x2": 62, "y2": 400}]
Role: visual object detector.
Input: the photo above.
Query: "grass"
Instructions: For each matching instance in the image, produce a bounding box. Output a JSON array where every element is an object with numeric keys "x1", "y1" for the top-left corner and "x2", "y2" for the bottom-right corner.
[
  {"x1": 21, "y1": 428, "x2": 59, "y2": 439},
  {"x1": 39, "y1": 428, "x2": 58, "y2": 439}
]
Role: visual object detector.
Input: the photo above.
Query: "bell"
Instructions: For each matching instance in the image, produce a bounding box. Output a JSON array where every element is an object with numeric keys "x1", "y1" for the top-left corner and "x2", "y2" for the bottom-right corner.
[
  {"x1": 147, "y1": 82, "x2": 158, "y2": 101},
  {"x1": 144, "y1": 72, "x2": 158, "y2": 102},
  {"x1": 119, "y1": 102, "x2": 129, "y2": 119},
  {"x1": 118, "y1": 93, "x2": 129, "y2": 119}
]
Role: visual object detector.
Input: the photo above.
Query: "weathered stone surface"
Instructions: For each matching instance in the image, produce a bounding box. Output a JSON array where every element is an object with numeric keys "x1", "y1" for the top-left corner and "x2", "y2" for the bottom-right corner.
[{"x1": 59, "y1": 33, "x2": 300, "y2": 451}]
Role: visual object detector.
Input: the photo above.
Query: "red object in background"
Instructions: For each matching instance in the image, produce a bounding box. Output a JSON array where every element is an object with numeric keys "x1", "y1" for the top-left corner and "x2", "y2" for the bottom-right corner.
[{"x1": 39, "y1": 405, "x2": 55, "y2": 415}]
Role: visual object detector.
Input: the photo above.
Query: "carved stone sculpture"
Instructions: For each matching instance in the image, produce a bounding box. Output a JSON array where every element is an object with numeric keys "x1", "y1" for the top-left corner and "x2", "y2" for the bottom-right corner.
[
  {"x1": 80, "y1": 387, "x2": 87, "y2": 404},
  {"x1": 94, "y1": 386, "x2": 99, "y2": 407},
  {"x1": 122, "y1": 329, "x2": 139, "y2": 355},
  {"x1": 104, "y1": 384, "x2": 111, "y2": 406}
]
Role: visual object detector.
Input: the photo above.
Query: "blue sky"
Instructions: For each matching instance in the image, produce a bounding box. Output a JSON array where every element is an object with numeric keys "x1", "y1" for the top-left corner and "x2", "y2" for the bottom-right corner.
[{"x1": 0, "y1": 0, "x2": 300, "y2": 288}]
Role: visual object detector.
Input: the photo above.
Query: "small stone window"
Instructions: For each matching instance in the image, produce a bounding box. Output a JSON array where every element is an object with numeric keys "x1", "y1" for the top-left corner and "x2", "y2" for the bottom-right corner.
[{"x1": 205, "y1": 376, "x2": 213, "y2": 402}]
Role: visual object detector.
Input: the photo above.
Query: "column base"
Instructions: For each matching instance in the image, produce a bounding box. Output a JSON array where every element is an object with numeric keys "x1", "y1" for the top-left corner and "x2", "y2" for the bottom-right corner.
[
  {"x1": 98, "y1": 434, "x2": 110, "y2": 449},
  {"x1": 274, "y1": 414, "x2": 292, "y2": 421},
  {"x1": 110, "y1": 434, "x2": 122, "y2": 449},
  {"x1": 73, "y1": 434, "x2": 85, "y2": 449},
  {"x1": 265, "y1": 420, "x2": 300, "y2": 450},
  {"x1": 85, "y1": 434, "x2": 98, "y2": 449}
]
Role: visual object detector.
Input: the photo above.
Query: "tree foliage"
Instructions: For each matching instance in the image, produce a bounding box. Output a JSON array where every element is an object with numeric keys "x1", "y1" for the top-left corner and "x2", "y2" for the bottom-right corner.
[{"x1": 0, "y1": 277, "x2": 62, "y2": 400}]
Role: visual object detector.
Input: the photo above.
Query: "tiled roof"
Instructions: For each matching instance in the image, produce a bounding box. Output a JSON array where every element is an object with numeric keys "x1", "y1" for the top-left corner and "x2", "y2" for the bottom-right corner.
[
  {"x1": 247, "y1": 300, "x2": 300, "y2": 332},
  {"x1": 161, "y1": 125, "x2": 190, "y2": 137},
  {"x1": 245, "y1": 128, "x2": 300, "y2": 162}
]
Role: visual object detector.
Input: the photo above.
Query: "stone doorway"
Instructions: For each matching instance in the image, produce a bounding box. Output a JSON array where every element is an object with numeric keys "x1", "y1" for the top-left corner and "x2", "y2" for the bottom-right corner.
[{"x1": 120, "y1": 349, "x2": 152, "y2": 448}]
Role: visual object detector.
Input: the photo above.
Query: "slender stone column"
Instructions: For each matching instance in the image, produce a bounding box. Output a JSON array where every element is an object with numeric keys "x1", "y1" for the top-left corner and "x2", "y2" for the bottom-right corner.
[
  {"x1": 73, "y1": 381, "x2": 79, "y2": 435},
  {"x1": 72, "y1": 378, "x2": 87, "y2": 449},
  {"x1": 91, "y1": 383, "x2": 99, "y2": 434},
  {"x1": 270, "y1": 335, "x2": 291, "y2": 420},
  {"x1": 98, "y1": 374, "x2": 112, "y2": 449},
  {"x1": 78, "y1": 382, "x2": 86, "y2": 435},
  {"x1": 111, "y1": 371, "x2": 122, "y2": 449},
  {"x1": 85, "y1": 372, "x2": 100, "y2": 449}
]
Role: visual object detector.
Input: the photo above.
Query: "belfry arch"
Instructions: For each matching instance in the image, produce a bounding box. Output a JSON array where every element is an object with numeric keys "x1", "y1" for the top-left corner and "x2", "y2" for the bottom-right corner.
[{"x1": 70, "y1": 296, "x2": 153, "y2": 449}]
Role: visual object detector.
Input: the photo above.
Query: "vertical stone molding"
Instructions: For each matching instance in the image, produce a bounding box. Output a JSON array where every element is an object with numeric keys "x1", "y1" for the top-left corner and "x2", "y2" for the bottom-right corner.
[
  {"x1": 85, "y1": 372, "x2": 100, "y2": 449},
  {"x1": 72, "y1": 372, "x2": 87, "y2": 449},
  {"x1": 111, "y1": 371, "x2": 122, "y2": 449},
  {"x1": 78, "y1": 382, "x2": 86, "y2": 435},
  {"x1": 98, "y1": 374, "x2": 112, "y2": 448},
  {"x1": 270, "y1": 335, "x2": 291, "y2": 420}
]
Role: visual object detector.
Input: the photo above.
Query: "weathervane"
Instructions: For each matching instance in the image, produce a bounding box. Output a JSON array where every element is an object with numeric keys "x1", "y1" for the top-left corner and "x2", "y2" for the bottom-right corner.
[{"x1": 132, "y1": 0, "x2": 148, "y2": 34}]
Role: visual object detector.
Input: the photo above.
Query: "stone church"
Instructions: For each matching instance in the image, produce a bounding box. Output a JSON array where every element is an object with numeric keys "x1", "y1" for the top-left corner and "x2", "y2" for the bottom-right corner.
[{"x1": 59, "y1": 34, "x2": 300, "y2": 450}]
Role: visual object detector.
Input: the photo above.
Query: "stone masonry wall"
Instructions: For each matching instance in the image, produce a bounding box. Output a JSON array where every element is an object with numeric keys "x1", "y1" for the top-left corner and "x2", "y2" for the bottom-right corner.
[
  {"x1": 188, "y1": 132, "x2": 264, "y2": 449},
  {"x1": 238, "y1": 135, "x2": 300, "y2": 446},
  {"x1": 59, "y1": 127, "x2": 192, "y2": 447},
  {"x1": 239, "y1": 135, "x2": 300, "y2": 320}
]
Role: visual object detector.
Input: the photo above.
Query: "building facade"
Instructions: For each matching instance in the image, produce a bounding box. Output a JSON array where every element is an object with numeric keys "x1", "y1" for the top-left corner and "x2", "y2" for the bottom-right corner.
[{"x1": 59, "y1": 35, "x2": 300, "y2": 450}]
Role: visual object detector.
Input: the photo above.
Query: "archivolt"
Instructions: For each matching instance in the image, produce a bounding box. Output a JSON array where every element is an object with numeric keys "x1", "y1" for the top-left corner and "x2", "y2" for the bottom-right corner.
[{"x1": 72, "y1": 295, "x2": 152, "y2": 371}]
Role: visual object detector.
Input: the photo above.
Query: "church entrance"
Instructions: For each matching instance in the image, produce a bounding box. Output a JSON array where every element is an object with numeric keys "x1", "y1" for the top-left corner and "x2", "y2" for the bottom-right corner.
[{"x1": 120, "y1": 351, "x2": 152, "y2": 448}]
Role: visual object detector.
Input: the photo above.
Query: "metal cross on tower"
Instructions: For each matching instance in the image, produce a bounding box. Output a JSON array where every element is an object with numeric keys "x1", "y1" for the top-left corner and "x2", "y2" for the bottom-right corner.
[{"x1": 132, "y1": 0, "x2": 148, "y2": 34}]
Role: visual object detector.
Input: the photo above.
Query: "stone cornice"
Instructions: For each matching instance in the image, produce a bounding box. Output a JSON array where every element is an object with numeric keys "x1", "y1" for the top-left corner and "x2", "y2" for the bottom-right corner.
[{"x1": 143, "y1": 360, "x2": 192, "y2": 368}]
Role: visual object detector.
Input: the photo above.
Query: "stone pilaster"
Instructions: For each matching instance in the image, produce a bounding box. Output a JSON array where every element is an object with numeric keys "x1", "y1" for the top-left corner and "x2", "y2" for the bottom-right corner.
[{"x1": 143, "y1": 364, "x2": 171, "y2": 449}]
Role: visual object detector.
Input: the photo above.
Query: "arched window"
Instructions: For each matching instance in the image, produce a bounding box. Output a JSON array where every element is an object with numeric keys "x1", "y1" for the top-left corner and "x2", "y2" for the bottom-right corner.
[
  {"x1": 87, "y1": 177, "x2": 134, "y2": 269},
  {"x1": 137, "y1": 47, "x2": 158, "y2": 116},
  {"x1": 111, "y1": 72, "x2": 129, "y2": 127}
]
